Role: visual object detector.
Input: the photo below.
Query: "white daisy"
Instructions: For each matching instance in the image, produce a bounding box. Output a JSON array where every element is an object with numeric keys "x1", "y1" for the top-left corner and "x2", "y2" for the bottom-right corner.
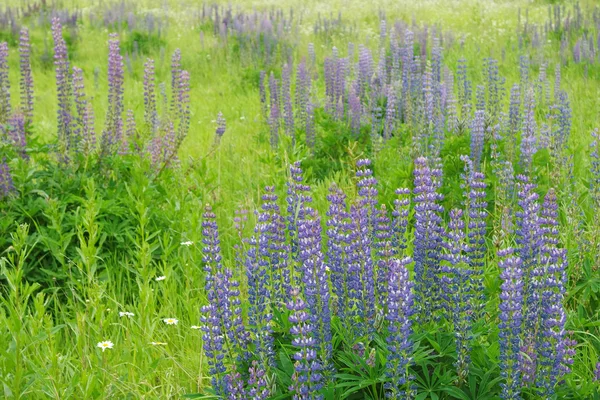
[
  {"x1": 97, "y1": 340, "x2": 114, "y2": 352},
  {"x1": 155, "y1": 276, "x2": 166, "y2": 281},
  {"x1": 180, "y1": 241, "x2": 194, "y2": 246},
  {"x1": 119, "y1": 311, "x2": 135, "y2": 318},
  {"x1": 150, "y1": 341, "x2": 168, "y2": 346},
  {"x1": 163, "y1": 318, "x2": 179, "y2": 325},
  {"x1": 190, "y1": 325, "x2": 201, "y2": 330}
]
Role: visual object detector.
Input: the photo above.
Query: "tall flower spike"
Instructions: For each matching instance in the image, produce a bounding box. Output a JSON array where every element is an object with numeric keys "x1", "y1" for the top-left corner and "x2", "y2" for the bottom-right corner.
[
  {"x1": 143, "y1": 59, "x2": 158, "y2": 132},
  {"x1": 101, "y1": 33, "x2": 124, "y2": 156},
  {"x1": 470, "y1": 110, "x2": 485, "y2": 169},
  {"x1": 520, "y1": 89, "x2": 537, "y2": 172},
  {"x1": 268, "y1": 72, "x2": 280, "y2": 148},
  {"x1": 297, "y1": 207, "x2": 332, "y2": 368},
  {"x1": 4, "y1": 113, "x2": 27, "y2": 159},
  {"x1": 441, "y1": 209, "x2": 474, "y2": 383},
  {"x1": 282, "y1": 63, "x2": 294, "y2": 141},
  {"x1": 413, "y1": 157, "x2": 444, "y2": 323},
  {"x1": 391, "y1": 188, "x2": 411, "y2": 257},
  {"x1": 0, "y1": 42, "x2": 10, "y2": 123},
  {"x1": 215, "y1": 111, "x2": 226, "y2": 143},
  {"x1": 19, "y1": 28, "x2": 34, "y2": 122},
  {"x1": 170, "y1": 49, "x2": 181, "y2": 117},
  {"x1": 326, "y1": 184, "x2": 350, "y2": 318},
  {"x1": 51, "y1": 18, "x2": 73, "y2": 156},
  {"x1": 287, "y1": 288, "x2": 324, "y2": 400},
  {"x1": 498, "y1": 248, "x2": 524, "y2": 400},
  {"x1": 535, "y1": 189, "x2": 569, "y2": 396},
  {"x1": 385, "y1": 257, "x2": 415, "y2": 400},
  {"x1": 0, "y1": 159, "x2": 15, "y2": 199},
  {"x1": 176, "y1": 70, "x2": 190, "y2": 145}
]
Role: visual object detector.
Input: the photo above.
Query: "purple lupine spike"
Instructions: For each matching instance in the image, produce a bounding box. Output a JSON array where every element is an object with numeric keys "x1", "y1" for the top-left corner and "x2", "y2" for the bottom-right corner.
[
  {"x1": 507, "y1": 84, "x2": 521, "y2": 164},
  {"x1": 485, "y1": 58, "x2": 500, "y2": 121},
  {"x1": 118, "y1": 109, "x2": 136, "y2": 154},
  {"x1": 286, "y1": 162, "x2": 311, "y2": 266},
  {"x1": 423, "y1": 61, "x2": 434, "y2": 129},
  {"x1": 460, "y1": 156, "x2": 487, "y2": 318},
  {"x1": 535, "y1": 188, "x2": 569, "y2": 396},
  {"x1": 247, "y1": 360, "x2": 271, "y2": 399},
  {"x1": 456, "y1": 57, "x2": 471, "y2": 121},
  {"x1": 498, "y1": 248, "x2": 524, "y2": 400},
  {"x1": 348, "y1": 83, "x2": 362, "y2": 137},
  {"x1": 224, "y1": 368, "x2": 245, "y2": 400},
  {"x1": 305, "y1": 100, "x2": 315, "y2": 149},
  {"x1": 0, "y1": 159, "x2": 15, "y2": 199},
  {"x1": 215, "y1": 111, "x2": 226, "y2": 144},
  {"x1": 440, "y1": 208, "x2": 473, "y2": 383},
  {"x1": 287, "y1": 289, "x2": 323, "y2": 400},
  {"x1": 384, "y1": 257, "x2": 415, "y2": 400},
  {"x1": 72, "y1": 66, "x2": 95, "y2": 155},
  {"x1": 324, "y1": 56, "x2": 335, "y2": 114},
  {"x1": 101, "y1": 33, "x2": 124, "y2": 156},
  {"x1": 550, "y1": 90, "x2": 571, "y2": 168},
  {"x1": 51, "y1": 18, "x2": 73, "y2": 155},
  {"x1": 470, "y1": 110, "x2": 485, "y2": 169},
  {"x1": 170, "y1": 49, "x2": 181, "y2": 116},
  {"x1": 554, "y1": 64, "x2": 561, "y2": 103},
  {"x1": 259, "y1": 70, "x2": 268, "y2": 124},
  {"x1": 4, "y1": 113, "x2": 27, "y2": 159},
  {"x1": 19, "y1": 28, "x2": 34, "y2": 122},
  {"x1": 519, "y1": 55, "x2": 530, "y2": 91},
  {"x1": 0, "y1": 42, "x2": 10, "y2": 123},
  {"x1": 176, "y1": 69, "x2": 190, "y2": 144},
  {"x1": 334, "y1": 57, "x2": 348, "y2": 121},
  {"x1": 384, "y1": 85, "x2": 396, "y2": 140},
  {"x1": 201, "y1": 206, "x2": 250, "y2": 397},
  {"x1": 297, "y1": 207, "x2": 332, "y2": 369},
  {"x1": 268, "y1": 72, "x2": 280, "y2": 148},
  {"x1": 358, "y1": 45, "x2": 373, "y2": 100},
  {"x1": 594, "y1": 363, "x2": 600, "y2": 382},
  {"x1": 282, "y1": 63, "x2": 294, "y2": 141},
  {"x1": 295, "y1": 60, "x2": 310, "y2": 128},
  {"x1": 515, "y1": 174, "x2": 544, "y2": 385},
  {"x1": 591, "y1": 129, "x2": 600, "y2": 207},
  {"x1": 326, "y1": 184, "x2": 350, "y2": 318},
  {"x1": 413, "y1": 157, "x2": 445, "y2": 323},
  {"x1": 374, "y1": 204, "x2": 393, "y2": 312},
  {"x1": 475, "y1": 84, "x2": 485, "y2": 112},
  {"x1": 143, "y1": 58, "x2": 158, "y2": 132},
  {"x1": 520, "y1": 89, "x2": 537, "y2": 171},
  {"x1": 391, "y1": 188, "x2": 411, "y2": 256}
]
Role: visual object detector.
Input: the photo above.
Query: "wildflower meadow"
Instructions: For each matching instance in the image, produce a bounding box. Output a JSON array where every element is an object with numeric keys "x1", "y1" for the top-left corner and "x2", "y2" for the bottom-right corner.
[{"x1": 0, "y1": 0, "x2": 600, "y2": 398}]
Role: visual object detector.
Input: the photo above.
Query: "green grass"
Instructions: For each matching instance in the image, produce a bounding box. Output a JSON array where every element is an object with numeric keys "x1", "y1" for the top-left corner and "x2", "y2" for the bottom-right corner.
[{"x1": 0, "y1": 0, "x2": 599, "y2": 398}]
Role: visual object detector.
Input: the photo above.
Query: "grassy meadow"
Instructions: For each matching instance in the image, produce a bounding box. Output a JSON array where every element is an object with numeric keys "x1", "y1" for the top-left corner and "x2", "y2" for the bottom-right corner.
[{"x1": 0, "y1": 0, "x2": 599, "y2": 398}]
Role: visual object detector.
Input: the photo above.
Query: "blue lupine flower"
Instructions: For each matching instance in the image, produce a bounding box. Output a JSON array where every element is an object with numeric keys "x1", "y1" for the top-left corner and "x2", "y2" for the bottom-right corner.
[
  {"x1": 498, "y1": 248, "x2": 524, "y2": 400},
  {"x1": 287, "y1": 288, "x2": 324, "y2": 400},
  {"x1": 385, "y1": 257, "x2": 415, "y2": 400},
  {"x1": 326, "y1": 184, "x2": 350, "y2": 318}
]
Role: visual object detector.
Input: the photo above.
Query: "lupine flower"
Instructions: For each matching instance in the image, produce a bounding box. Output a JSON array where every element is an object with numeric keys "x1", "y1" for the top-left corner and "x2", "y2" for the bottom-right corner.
[
  {"x1": 594, "y1": 362, "x2": 600, "y2": 381},
  {"x1": 215, "y1": 111, "x2": 226, "y2": 143},
  {"x1": 101, "y1": 33, "x2": 124, "y2": 156},
  {"x1": 456, "y1": 57, "x2": 472, "y2": 120},
  {"x1": 170, "y1": 49, "x2": 181, "y2": 116},
  {"x1": 441, "y1": 208, "x2": 474, "y2": 383},
  {"x1": 97, "y1": 340, "x2": 114, "y2": 352},
  {"x1": 507, "y1": 84, "x2": 521, "y2": 164},
  {"x1": 282, "y1": 63, "x2": 294, "y2": 140},
  {"x1": 413, "y1": 157, "x2": 444, "y2": 323},
  {"x1": 385, "y1": 257, "x2": 415, "y2": 400},
  {"x1": 176, "y1": 70, "x2": 191, "y2": 145},
  {"x1": 143, "y1": 59, "x2": 158, "y2": 132},
  {"x1": 297, "y1": 207, "x2": 332, "y2": 368},
  {"x1": 0, "y1": 42, "x2": 10, "y2": 123},
  {"x1": 461, "y1": 156, "x2": 487, "y2": 318},
  {"x1": 534, "y1": 188, "x2": 569, "y2": 396},
  {"x1": 498, "y1": 248, "x2": 524, "y2": 400},
  {"x1": 520, "y1": 89, "x2": 537, "y2": 171},
  {"x1": 4, "y1": 113, "x2": 27, "y2": 159},
  {"x1": 19, "y1": 28, "x2": 34, "y2": 122},
  {"x1": 287, "y1": 288, "x2": 324, "y2": 400},
  {"x1": 470, "y1": 110, "x2": 485, "y2": 169},
  {"x1": 71, "y1": 66, "x2": 96, "y2": 156},
  {"x1": 0, "y1": 159, "x2": 15, "y2": 199},
  {"x1": 306, "y1": 100, "x2": 315, "y2": 149},
  {"x1": 268, "y1": 72, "x2": 280, "y2": 148},
  {"x1": 384, "y1": 85, "x2": 396, "y2": 140},
  {"x1": 51, "y1": 18, "x2": 73, "y2": 155},
  {"x1": 259, "y1": 70, "x2": 268, "y2": 123},
  {"x1": 374, "y1": 205, "x2": 393, "y2": 312},
  {"x1": 247, "y1": 360, "x2": 271, "y2": 399},
  {"x1": 391, "y1": 188, "x2": 410, "y2": 257},
  {"x1": 326, "y1": 184, "x2": 350, "y2": 318},
  {"x1": 295, "y1": 59, "x2": 310, "y2": 128}
]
